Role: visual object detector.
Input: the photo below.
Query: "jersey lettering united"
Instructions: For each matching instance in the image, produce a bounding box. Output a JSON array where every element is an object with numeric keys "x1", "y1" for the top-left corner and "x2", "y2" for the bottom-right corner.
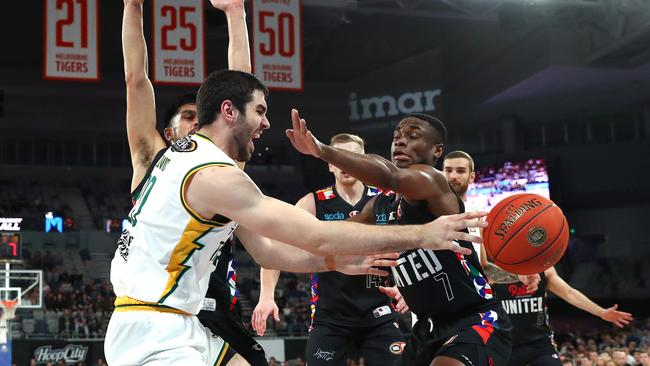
[
  {"x1": 373, "y1": 191, "x2": 498, "y2": 322},
  {"x1": 492, "y1": 272, "x2": 551, "y2": 345},
  {"x1": 111, "y1": 133, "x2": 238, "y2": 315}
]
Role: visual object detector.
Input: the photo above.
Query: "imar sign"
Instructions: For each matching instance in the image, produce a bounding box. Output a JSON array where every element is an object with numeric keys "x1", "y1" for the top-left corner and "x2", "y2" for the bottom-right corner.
[{"x1": 347, "y1": 89, "x2": 441, "y2": 121}]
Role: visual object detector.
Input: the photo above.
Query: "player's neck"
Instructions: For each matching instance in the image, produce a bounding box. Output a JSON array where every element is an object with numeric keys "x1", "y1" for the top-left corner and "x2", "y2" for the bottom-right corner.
[
  {"x1": 197, "y1": 126, "x2": 236, "y2": 159},
  {"x1": 335, "y1": 180, "x2": 365, "y2": 206}
]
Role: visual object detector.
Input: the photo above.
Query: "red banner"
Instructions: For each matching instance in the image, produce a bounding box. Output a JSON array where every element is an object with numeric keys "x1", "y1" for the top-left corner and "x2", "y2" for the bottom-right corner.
[
  {"x1": 44, "y1": 0, "x2": 100, "y2": 81},
  {"x1": 252, "y1": 0, "x2": 303, "y2": 91},
  {"x1": 152, "y1": 0, "x2": 206, "y2": 85}
]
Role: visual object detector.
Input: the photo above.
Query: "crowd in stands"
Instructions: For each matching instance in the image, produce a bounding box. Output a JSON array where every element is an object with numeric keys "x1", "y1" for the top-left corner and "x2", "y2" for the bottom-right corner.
[
  {"x1": 553, "y1": 317, "x2": 650, "y2": 365},
  {"x1": 14, "y1": 249, "x2": 115, "y2": 340}
]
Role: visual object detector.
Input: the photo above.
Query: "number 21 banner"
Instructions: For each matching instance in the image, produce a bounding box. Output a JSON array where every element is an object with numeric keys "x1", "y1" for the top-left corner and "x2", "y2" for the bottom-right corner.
[
  {"x1": 44, "y1": 0, "x2": 99, "y2": 81},
  {"x1": 152, "y1": 0, "x2": 205, "y2": 85},
  {"x1": 252, "y1": 0, "x2": 303, "y2": 91}
]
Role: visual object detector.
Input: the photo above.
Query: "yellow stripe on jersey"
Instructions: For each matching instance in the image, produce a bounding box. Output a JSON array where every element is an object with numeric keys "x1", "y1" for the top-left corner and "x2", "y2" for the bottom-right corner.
[
  {"x1": 113, "y1": 296, "x2": 191, "y2": 315},
  {"x1": 158, "y1": 217, "x2": 213, "y2": 303},
  {"x1": 214, "y1": 343, "x2": 230, "y2": 366},
  {"x1": 180, "y1": 162, "x2": 235, "y2": 226}
]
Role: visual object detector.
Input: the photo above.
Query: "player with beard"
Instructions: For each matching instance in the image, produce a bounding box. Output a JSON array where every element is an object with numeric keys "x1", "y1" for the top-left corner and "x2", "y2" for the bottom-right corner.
[
  {"x1": 122, "y1": 1, "x2": 266, "y2": 364},
  {"x1": 106, "y1": 70, "x2": 489, "y2": 365},
  {"x1": 442, "y1": 152, "x2": 480, "y2": 254},
  {"x1": 252, "y1": 133, "x2": 407, "y2": 366},
  {"x1": 286, "y1": 111, "x2": 512, "y2": 366}
]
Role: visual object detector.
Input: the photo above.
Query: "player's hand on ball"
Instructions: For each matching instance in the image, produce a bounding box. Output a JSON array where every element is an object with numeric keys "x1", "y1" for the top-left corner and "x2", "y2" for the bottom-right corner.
[
  {"x1": 209, "y1": 0, "x2": 245, "y2": 12},
  {"x1": 379, "y1": 286, "x2": 410, "y2": 314},
  {"x1": 517, "y1": 274, "x2": 540, "y2": 293},
  {"x1": 334, "y1": 252, "x2": 399, "y2": 276},
  {"x1": 600, "y1": 304, "x2": 633, "y2": 328},
  {"x1": 422, "y1": 211, "x2": 488, "y2": 255},
  {"x1": 252, "y1": 298, "x2": 280, "y2": 336},
  {"x1": 286, "y1": 109, "x2": 326, "y2": 158}
]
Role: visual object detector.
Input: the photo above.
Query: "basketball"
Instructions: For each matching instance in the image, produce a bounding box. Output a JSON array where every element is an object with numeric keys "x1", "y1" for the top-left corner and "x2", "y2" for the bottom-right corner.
[{"x1": 484, "y1": 193, "x2": 569, "y2": 275}]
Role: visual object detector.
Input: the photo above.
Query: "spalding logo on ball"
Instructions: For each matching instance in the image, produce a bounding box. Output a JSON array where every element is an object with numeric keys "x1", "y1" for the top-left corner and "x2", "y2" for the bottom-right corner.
[{"x1": 484, "y1": 193, "x2": 569, "y2": 275}]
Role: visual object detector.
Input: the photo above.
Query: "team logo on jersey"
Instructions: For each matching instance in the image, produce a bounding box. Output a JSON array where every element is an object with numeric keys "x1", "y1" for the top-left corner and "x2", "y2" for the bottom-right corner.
[
  {"x1": 472, "y1": 311, "x2": 498, "y2": 344},
  {"x1": 171, "y1": 136, "x2": 197, "y2": 152},
  {"x1": 527, "y1": 227, "x2": 547, "y2": 247},
  {"x1": 316, "y1": 187, "x2": 336, "y2": 200},
  {"x1": 473, "y1": 277, "x2": 494, "y2": 300},
  {"x1": 389, "y1": 342, "x2": 406, "y2": 355},
  {"x1": 366, "y1": 186, "x2": 382, "y2": 196}
]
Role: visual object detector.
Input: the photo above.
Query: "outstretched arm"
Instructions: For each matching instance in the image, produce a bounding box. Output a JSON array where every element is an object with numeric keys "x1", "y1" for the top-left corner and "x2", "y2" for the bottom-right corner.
[
  {"x1": 210, "y1": 0, "x2": 251, "y2": 73},
  {"x1": 122, "y1": 0, "x2": 166, "y2": 192},
  {"x1": 286, "y1": 110, "x2": 445, "y2": 201},
  {"x1": 546, "y1": 267, "x2": 633, "y2": 328},
  {"x1": 185, "y1": 166, "x2": 484, "y2": 256}
]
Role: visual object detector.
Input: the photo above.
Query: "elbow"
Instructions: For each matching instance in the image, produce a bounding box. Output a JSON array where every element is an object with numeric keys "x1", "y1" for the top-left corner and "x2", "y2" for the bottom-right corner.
[
  {"x1": 124, "y1": 71, "x2": 148, "y2": 89},
  {"x1": 303, "y1": 224, "x2": 332, "y2": 257}
]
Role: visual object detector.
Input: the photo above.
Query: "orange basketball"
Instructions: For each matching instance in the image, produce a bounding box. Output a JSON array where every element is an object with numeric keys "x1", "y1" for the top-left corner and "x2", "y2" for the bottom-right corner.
[{"x1": 484, "y1": 193, "x2": 569, "y2": 275}]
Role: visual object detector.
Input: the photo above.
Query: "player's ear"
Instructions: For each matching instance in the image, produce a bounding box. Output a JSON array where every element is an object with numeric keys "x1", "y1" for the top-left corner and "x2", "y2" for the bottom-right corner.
[
  {"x1": 433, "y1": 144, "x2": 444, "y2": 159},
  {"x1": 163, "y1": 127, "x2": 174, "y2": 142},
  {"x1": 470, "y1": 171, "x2": 476, "y2": 183},
  {"x1": 328, "y1": 163, "x2": 335, "y2": 173},
  {"x1": 220, "y1": 100, "x2": 238, "y2": 125}
]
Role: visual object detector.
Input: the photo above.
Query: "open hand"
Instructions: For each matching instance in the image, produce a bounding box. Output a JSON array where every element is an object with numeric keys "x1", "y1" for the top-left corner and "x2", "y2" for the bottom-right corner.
[
  {"x1": 251, "y1": 298, "x2": 280, "y2": 336},
  {"x1": 601, "y1": 304, "x2": 633, "y2": 328},
  {"x1": 422, "y1": 211, "x2": 488, "y2": 255},
  {"x1": 285, "y1": 109, "x2": 326, "y2": 158}
]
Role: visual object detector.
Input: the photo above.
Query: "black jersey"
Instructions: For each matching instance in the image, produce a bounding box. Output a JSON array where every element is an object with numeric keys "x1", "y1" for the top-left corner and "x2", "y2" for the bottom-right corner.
[
  {"x1": 373, "y1": 190, "x2": 498, "y2": 323},
  {"x1": 492, "y1": 272, "x2": 551, "y2": 345},
  {"x1": 197, "y1": 238, "x2": 238, "y2": 321},
  {"x1": 310, "y1": 184, "x2": 395, "y2": 327}
]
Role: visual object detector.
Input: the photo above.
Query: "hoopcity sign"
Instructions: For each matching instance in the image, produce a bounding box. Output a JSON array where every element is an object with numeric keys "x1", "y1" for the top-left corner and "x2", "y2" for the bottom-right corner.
[
  {"x1": 33, "y1": 344, "x2": 88, "y2": 364},
  {"x1": 347, "y1": 89, "x2": 441, "y2": 121}
]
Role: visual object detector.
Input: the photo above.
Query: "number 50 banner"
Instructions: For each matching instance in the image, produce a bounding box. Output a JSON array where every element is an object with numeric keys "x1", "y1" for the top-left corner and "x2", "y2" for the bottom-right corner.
[
  {"x1": 44, "y1": 0, "x2": 99, "y2": 81},
  {"x1": 252, "y1": 0, "x2": 303, "y2": 91},
  {"x1": 152, "y1": 0, "x2": 205, "y2": 85}
]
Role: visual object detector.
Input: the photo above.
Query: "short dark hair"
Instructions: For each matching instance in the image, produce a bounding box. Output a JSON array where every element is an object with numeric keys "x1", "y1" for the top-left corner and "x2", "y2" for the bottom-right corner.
[
  {"x1": 196, "y1": 70, "x2": 269, "y2": 128},
  {"x1": 163, "y1": 92, "x2": 197, "y2": 129},
  {"x1": 403, "y1": 113, "x2": 447, "y2": 145},
  {"x1": 444, "y1": 150, "x2": 475, "y2": 172}
]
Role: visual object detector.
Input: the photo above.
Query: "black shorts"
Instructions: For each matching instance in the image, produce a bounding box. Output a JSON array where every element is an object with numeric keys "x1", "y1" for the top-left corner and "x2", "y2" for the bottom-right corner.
[
  {"x1": 305, "y1": 320, "x2": 405, "y2": 366},
  {"x1": 507, "y1": 336, "x2": 561, "y2": 366},
  {"x1": 199, "y1": 314, "x2": 268, "y2": 366},
  {"x1": 399, "y1": 309, "x2": 512, "y2": 366}
]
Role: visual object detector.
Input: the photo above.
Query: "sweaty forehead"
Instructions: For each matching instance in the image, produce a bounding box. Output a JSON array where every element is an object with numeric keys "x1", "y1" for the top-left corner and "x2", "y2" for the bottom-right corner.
[{"x1": 396, "y1": 118, "x2": 431, "y2": 132}]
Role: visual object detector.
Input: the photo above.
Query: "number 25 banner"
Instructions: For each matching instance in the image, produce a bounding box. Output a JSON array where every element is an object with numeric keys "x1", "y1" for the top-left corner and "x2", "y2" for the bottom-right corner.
[
  {"x1": 152, "y1": 0, "x2": 205, "y2": 85},
  {"x1": 252, "y1": 0, "x2": 303, "y2": 91},
  {"x1": 44, "y1": 0, "x2": 99, "y2": 81}
]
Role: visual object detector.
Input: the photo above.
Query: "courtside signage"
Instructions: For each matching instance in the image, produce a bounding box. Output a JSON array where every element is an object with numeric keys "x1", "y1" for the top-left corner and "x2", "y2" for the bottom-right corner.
[
  {"x1": 44, "y1": 0, "x2": 99, "y2": 81},
  {"x1": 152, "y1": 0, "x2": 205, "y2": 85},
  {"x1": 251, "y1": 0, "x2": 303, "y2": 91}
]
